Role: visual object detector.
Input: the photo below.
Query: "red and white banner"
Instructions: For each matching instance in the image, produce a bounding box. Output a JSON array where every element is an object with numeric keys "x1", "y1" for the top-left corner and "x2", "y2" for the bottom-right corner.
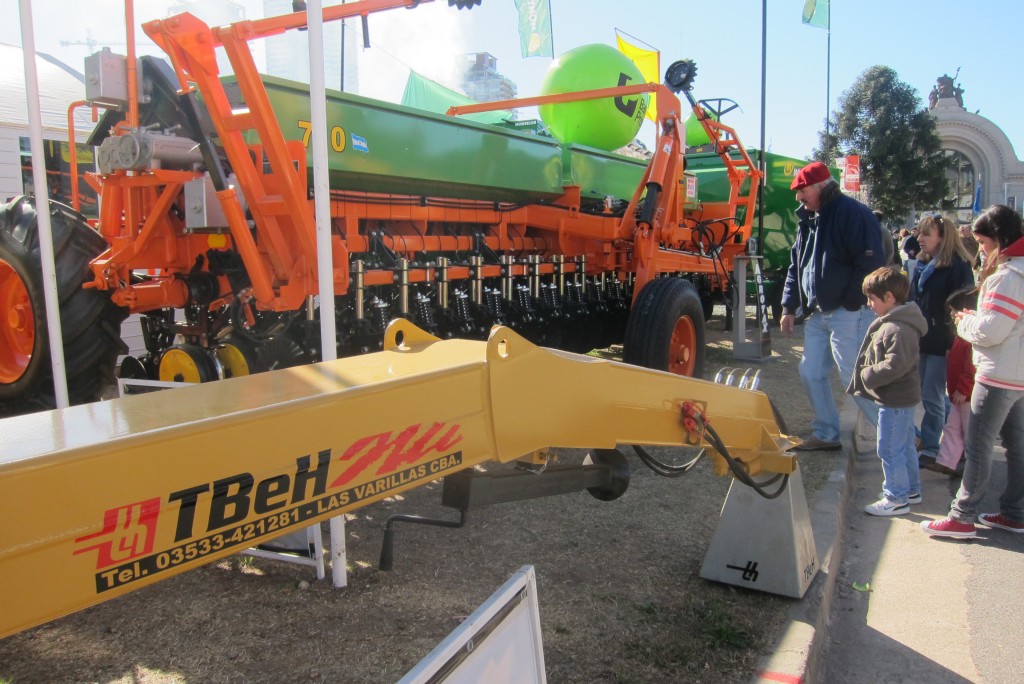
[{"x1": 841, "y1": 155, "x2": 861, "y2": 192}]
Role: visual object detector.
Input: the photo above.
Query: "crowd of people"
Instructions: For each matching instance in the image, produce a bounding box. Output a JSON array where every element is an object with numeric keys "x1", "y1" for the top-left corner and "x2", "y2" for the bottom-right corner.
[{"x1": 780, "y1": 161, "x2": 1024, "y2": 539}]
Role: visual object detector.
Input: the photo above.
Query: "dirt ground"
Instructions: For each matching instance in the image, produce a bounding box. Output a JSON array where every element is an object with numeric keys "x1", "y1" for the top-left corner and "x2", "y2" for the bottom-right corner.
[{"x1": 0, "y1": 312, "x2": 836, "y2": 684}]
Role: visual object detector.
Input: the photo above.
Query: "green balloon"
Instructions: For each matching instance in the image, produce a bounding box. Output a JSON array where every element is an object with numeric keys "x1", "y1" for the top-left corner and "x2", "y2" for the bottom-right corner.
[
  {"x1": 684, "y1": 108, "x2": 718, "y2": 147},
  {"x1": 538, "y1": 44, "x2": 649, "y2": 151}
]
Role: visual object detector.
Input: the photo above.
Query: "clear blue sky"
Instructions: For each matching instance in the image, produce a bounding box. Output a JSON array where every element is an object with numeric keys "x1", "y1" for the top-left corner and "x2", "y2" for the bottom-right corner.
[{"x1": 4, "y1": 0, "x2": 1023, "y2": 161}]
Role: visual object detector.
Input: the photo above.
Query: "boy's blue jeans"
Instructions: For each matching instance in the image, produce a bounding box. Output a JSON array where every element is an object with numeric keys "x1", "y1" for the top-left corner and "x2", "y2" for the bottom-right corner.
[{"x1": 878, "y1": 405, "x2": 920, "y2": 505}]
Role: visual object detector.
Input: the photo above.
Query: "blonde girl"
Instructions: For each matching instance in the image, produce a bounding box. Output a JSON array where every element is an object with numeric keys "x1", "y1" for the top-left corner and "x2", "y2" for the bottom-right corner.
[{"x1": 911, "y1": 215, "x2": 975, "y2": 465}]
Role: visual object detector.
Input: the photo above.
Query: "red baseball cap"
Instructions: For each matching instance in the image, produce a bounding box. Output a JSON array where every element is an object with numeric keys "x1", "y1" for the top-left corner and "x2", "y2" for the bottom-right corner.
[{"x1": 790, "y1": 161, "x2": 831, "y2": 190}]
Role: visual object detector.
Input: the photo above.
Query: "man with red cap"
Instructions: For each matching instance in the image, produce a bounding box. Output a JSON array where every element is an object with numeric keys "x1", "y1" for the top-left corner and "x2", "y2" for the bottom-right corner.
[{"x1": 781, "y1": 161, "x2": 885, "y2": 450}]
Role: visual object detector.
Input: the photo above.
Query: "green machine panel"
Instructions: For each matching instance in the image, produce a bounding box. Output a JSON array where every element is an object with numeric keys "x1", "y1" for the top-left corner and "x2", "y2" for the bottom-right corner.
[{"x1": 223, "y1": 75, "x2": 648, "y2": 205}]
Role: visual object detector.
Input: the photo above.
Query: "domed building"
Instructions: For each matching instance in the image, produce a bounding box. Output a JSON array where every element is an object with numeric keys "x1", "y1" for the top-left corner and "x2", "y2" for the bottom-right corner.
[{"x1": 928, "y1": 73, "x2": 1024, "y2": 219}]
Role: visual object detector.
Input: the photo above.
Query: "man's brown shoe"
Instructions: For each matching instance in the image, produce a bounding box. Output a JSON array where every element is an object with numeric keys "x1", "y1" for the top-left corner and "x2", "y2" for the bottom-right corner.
[
  {"x1": 794, "y1": 436, "x2": 842, "y2": 451},
  {"x1": 923, "y1": 460, "x2": 958, "y2": 476}
]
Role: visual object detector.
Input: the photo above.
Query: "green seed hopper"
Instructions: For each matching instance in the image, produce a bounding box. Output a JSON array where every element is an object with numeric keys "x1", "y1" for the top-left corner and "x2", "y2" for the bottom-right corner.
[
  {"x1": 686, "y1": 148, "x2": 813, "y2": 274},
  {"x1": 686, "y1": 149, "x2": 825, "y2": 318},
  {"x1": 225, "y1": 75, "x2": 650, "y2": 205}
]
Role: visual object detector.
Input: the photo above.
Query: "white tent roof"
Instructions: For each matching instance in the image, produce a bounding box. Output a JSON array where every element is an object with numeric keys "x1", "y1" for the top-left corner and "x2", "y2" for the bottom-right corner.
[{"x1": 0, "y1": 43, "x2": 95, "y2": 134}]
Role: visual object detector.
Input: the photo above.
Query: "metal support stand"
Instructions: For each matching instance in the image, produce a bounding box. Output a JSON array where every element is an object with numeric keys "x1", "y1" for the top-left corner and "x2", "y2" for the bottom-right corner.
[
  {"x1": 699, "y1": 463, "x2": 819, "y2": 598},
  {"x1": 731, "y1": 254, "x2": 772, "y2": 361},
  {"x1": 242, "y1": 526, "x2": 326, "y2": 580}
]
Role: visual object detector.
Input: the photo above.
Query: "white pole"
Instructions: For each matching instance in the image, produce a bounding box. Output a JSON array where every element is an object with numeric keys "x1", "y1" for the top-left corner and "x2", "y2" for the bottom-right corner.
[
  {"x1": 307, "y1": 0, "x2": 347, "y2": 588},
  {"x1": 19, "y1": 0, "x2": 69, "y2": 408},
  {"x1": 824, "y1": 0, "x2": 831, "y2": 163}
]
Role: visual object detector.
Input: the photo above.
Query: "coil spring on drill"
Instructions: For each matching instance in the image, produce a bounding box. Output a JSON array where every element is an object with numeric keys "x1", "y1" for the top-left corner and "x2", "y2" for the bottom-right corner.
[
  {"x1": 370, "y1": 296, "x2": 390, "y2": 331},
  {"x1": 515, "y1": 283, "x2": 533, "y2": 311},
  {"x1": 566, "y1": 281, "x2": 583, "y2": 304},
  {"x1": 542, "y1": 283, "x2": 559, "y2": 309},
  {"x1": 484, "y1": 288, "x2": 503, "y2": 318},
  {"x1": 609, "y1": 278, "x2": 626, "y2": 304},
  {"x1": 453, "y1": 290, "x2": 473, "y2": 322},
  {"x1": 414, "y1": 292, "x2": 436, "y2": 330}
]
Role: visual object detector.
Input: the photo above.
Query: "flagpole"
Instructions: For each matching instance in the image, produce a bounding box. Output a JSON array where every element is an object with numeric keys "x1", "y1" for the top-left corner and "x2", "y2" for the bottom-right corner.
[
  {"x1": 549, "y1": 2, "x2": 555, "y2": 54},
  {"x1": 825, "y1": 0, "x2": 831, "y2": 163},
  {"x1": 757, "y1": 0, "x2": 766, "y2": 253}
]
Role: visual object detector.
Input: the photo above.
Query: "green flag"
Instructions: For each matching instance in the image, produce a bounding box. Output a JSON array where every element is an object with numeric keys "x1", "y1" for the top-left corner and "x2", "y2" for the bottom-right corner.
[
  {"x1": 802, "y1": 0, "x2": 828, "y2": 29},
  {"x1": 515, "y1": 0, "x2": 553, "y2": 58},
  {"x1": 401, "y1": 71, "x2": 513, "y2": 125}
]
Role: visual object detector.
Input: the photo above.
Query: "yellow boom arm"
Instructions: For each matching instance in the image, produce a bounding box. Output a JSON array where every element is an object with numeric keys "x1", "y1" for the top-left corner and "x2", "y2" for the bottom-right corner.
[{"x1": 0, "y1": 320, "x2": 795, "y2": 638}]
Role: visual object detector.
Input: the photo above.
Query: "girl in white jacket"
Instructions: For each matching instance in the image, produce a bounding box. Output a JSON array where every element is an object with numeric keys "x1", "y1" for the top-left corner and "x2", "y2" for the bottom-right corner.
[{"x1": 922, "y1": 205, "x2": 1024, "y2": 538}]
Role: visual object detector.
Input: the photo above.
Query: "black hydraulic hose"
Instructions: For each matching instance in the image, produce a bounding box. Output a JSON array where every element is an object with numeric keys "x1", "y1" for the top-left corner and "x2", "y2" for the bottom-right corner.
[
  {"x1": 327, "y1": 190, "x2": 523, "y2": 214},
  {"x1": 632, "y1": 444, "x2": 705, "y2": 478},
  {"x1": 702, "y1": 421, "x2": 789, "y2": 499},
  {"x1": 632, "y1": 427, "x2": 787, "y2": 499}
]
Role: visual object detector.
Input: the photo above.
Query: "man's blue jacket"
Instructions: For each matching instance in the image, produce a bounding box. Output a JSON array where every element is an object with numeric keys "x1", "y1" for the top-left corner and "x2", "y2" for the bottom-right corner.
[{"x1": 781, "y1": 189, "x2": 885, "y2": 316}]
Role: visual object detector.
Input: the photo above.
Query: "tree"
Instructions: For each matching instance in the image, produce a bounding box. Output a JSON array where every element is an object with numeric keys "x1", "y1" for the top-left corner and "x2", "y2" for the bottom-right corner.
[{"x1": 812, "y1": 65, "x2": 948, "y2": 219}]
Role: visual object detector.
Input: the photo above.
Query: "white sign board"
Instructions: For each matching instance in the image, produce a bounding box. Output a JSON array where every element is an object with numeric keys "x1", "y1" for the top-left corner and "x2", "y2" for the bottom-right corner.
[{"x1": 398, "y1": 565, "x2": 546, "y2": 684}]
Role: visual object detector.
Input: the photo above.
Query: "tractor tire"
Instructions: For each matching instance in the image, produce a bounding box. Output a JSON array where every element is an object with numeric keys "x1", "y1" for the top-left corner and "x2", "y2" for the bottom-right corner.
[
  {"x1": 0, "y1": 196, "x2": 128, "y2": 413},
  {"x1": 622, "y1": 277, "x2": 705, "y2": 378}
]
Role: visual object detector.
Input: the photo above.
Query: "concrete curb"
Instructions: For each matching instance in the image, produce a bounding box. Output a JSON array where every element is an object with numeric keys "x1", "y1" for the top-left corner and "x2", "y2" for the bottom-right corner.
[{"x1": 752, "y1": 404, "x2": 862, "y2": 684}]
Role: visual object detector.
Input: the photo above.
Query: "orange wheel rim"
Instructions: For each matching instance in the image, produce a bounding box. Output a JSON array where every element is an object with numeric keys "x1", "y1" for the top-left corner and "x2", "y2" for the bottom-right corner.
[
  {"x1": 668, "y1": 315, "x2": 696, "y2": 376},
  {"x1": 0, "y1": 259, "x2": 34, "y2": 383}
]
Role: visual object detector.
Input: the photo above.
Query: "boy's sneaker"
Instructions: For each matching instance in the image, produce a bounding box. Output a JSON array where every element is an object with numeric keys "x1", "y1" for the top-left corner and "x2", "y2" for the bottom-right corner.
[
  {"x1": 978, "y1": 513, "x2": 1024, "y2": 533},
  {"x1": 864, "y1": 498, "x2": 910, "y2": 516},
  {"x1": 878, "y1": 491, "x2": 921, "y2": 504},
  {"x1": 920, "y1": 517, "x2": 977, "y2": 539}
]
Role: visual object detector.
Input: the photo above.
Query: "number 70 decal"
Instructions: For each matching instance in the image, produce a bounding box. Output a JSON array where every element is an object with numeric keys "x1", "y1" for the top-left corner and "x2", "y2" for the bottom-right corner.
[{"x1": 297, "y1": 119, "x2": 347, "y2": 152}]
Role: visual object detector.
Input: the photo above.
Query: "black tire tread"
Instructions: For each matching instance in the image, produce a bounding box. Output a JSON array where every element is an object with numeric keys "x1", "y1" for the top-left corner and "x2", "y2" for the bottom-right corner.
[
  {"x1": 622, "y1": 277, "x2": 706, "y2": 378},
  {"x1": 0, "y1": 196, "x2": 128, "y2": 412}
]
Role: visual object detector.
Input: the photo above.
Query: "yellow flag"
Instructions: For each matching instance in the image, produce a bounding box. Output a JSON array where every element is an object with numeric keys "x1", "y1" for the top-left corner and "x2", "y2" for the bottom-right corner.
[{"x1": 615, "y1": 29, "x2": 659, "y2": 122}]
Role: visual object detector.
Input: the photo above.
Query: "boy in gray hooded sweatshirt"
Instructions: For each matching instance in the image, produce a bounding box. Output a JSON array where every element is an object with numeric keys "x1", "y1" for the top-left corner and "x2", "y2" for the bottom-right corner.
[{"x1": 848, "y1": 267, "x2": 929, "y2": 516}]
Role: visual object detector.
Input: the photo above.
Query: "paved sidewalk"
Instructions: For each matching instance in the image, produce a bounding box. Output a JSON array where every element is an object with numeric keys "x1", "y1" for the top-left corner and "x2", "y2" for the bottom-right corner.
[{"x1": 754, "y1": 401, "x2": 1024, "y2": 683}]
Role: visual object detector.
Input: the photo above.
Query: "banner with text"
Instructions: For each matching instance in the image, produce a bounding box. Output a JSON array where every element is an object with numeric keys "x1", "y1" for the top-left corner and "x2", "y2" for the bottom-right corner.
[{"x1": 515, "y1": 0, "x2": 553, "y2": 58}]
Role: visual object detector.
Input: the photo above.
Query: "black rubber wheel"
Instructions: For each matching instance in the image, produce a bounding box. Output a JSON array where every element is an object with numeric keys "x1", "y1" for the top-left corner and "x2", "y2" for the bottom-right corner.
[
  {"x1": 582, "y1": 448, "x2": 630, "y2": 501},
  {"x1": 158, "y1": 344, "x2": 219, "y2": 383},
  {"x1": 623, "y1": 277, "x2": 705, "y2": 378},
  {"x1": 0, "y1": 196, "x2": 128, "y2": 412}
]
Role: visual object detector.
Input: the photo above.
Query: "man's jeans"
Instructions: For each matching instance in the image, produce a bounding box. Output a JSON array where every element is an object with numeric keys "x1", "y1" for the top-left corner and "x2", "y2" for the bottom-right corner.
[
  {"x1": 799, "y1": 307, "x2": 874, "y2": 442},
  {"x1": 877, "y1": 405, "x2": 920, "y2": 505},
  {"x1": 952, "y1": 383, "x2": 1024, "y2": 523}
]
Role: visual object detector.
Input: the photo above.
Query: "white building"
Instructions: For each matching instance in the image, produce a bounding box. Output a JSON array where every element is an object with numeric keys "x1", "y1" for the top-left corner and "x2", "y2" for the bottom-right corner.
[
  {"x1": 0, "y1": 45, "x2": 96, "y2": 207},
  {"x1": 929, "y1": 80, "x2": 1024, "y2": 218}
]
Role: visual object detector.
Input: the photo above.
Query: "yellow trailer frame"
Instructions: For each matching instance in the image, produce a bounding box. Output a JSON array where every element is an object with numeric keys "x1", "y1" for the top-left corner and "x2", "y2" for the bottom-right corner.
[{"x1": 0, "y1": 320, "x2": 796, "y2": 639}]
